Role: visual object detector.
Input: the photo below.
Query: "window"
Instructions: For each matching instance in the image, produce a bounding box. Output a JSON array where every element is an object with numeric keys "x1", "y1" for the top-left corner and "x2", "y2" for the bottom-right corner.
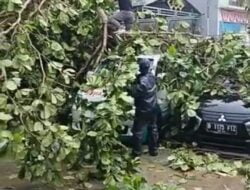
[{"x1": 229, "y1": 0, "x2": 245, "y2": 7}]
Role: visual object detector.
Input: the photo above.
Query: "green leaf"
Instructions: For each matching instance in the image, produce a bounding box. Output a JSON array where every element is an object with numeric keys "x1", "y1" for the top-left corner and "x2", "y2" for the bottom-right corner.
[
  {"x1": 59, "y1": 12, "x2": 69, "y2": 24},
  {"x1": 38, "y1": 155, "x2": 45, "y2": 161},
  {"x1": 179, "y1": 72, "x2": 187, "y2": 78},
  {"x1": 38, "y1": 17, "x2": 48, "y2": 27},
  {"x1": 180, "y1": 21, "x2": 190, "y2": 29},
  {"x1": 167, "y1": 45, "x2": 177, "y2": 57},
  {"x1": 84, "y1": 110, "x2": 95, "y2": 119},
  {"x1": 18, "y1": 54, "x2": 30, "y2": 62},
  {"x1": 180, "y1": 165, "x2": 190, "y2": 171},
  {"x1": 234, "y1": 161, "x2": 242, "y2": 168},
  {"x1": 167, "y1": 155, "x2": 176, "y2": 161},
  {"x1": 0, "y1": 112, "x2": 13, "y2": 121},
  {"x1": 51, "y1": 94, "x2": 57, "y2": 104},
  {"x1": 134, "y1": 38, "x2": 144, "y2": 45},
  {"x1": 79, "y1": 0, "x2": 87, "y2": 6},
  {"x1": 11, "y1": 0, "x2": 22, "y2": 4},
  {"x1": 0, "y1": 59, "x2": 12, "y2": 67},
  {"x1": 5, "y1": 80, "x2": 17, "y2": 91},
  {"x1": 0, "y1": 94, "x2": 8, "y2": 108},
  {"x1": 42, "y1": 133, "x2": 53, "y2": 147},
  {"x1": 187, "y1": 109, "x2": 196, "y2": 117},
  {"x1": 210, "y1": 89, "x2": 217, "y2": 96},
  {"x1": 190, "y1": 39, "x2": 198, "y2": 44},
  {"x1": 51, "y1": 41, "x2": 63, "y2": 51},
  {"x1": 51, "y1": 24, "x2": 62, "y2": 34},
  {"x1": 119, "y1": 93, "x2": 134, "y2": 104},
  {"x1": 148, "y1": 39, "x2": 161, "y2": 46},
  {"x1": 87, "y1": 131, "x2": 97, "y2": 137},
  {"x1": 41, "y1": 104, "x2": 56, "y2": 119},
  {"x1": 101, "y1": 158, "x2": 111, "y2": 165},
  {"x1": 0, "y1": 130, "x2": 13, "y2": 140},
  {"x1": 59, "y1": 125, "x2": 68, "y2": 131},
  {"x1": 34, "y1": 122, "x2": 44, "y2": 132}
]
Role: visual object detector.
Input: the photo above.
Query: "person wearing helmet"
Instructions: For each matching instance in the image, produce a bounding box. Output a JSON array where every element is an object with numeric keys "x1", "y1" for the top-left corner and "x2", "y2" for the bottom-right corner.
[{"x1": 131, "y1": 58, "x2": 159, "y2": 157}]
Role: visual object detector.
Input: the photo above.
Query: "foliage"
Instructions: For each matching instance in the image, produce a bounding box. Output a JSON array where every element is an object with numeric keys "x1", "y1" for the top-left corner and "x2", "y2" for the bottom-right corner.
[
  {"x1": 0, "y1": 0, "x2": 137, "y2": 185},
  {"x1": 167, "y1": 147, "x2": 240, "y2": 175},
  {"x1": 123, "y1": 33, "x2": 250, "y2": 130},
  {"x1": 106, "y1": 175, "x2": 183, "y2": 190},
  {"x1": 167, "y1": 148, "x2": 250, "y2": 189},
  {"x1": 73, "y1": 50, "x2": 140, "y2": 185},
  {"x1": 0, "y1": 0, "x2": 250, "y2": 187}
]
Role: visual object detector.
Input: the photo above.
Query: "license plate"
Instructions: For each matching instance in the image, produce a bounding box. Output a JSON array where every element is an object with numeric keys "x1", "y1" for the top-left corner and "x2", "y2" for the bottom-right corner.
[{"x1": 206, "y1": 122, "x2": 238, "y2": 135}]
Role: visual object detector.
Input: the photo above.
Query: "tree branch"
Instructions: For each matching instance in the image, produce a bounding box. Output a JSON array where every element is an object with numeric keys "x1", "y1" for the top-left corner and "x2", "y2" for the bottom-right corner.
[
  {"x1": 0, "y1": 0, "x2": 32, "y2": 35},
  {"x1": 75, "y1": 42, "x2": 102, "y2": 79},
  {"x1": 0, "y1": 67, "x2": 7, "y2": 81},
  {"x1": 92, "y1": 8, "x2": 108, "y2": 68},
  {"x1": 29, "y1": 0, "x2": 47, "y2": 18},
  {"x1": 76, "y1": 8, "x2": 108, "y2": 79},
  {"x1": 26, "y1": 32, "x2": 46, "y2": 85}
]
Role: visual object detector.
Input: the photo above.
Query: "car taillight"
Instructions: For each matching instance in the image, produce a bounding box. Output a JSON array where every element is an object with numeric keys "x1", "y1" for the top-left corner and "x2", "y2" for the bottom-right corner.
[{"x1": 245, "y1": 121, "x2": 250, "y2": 135}]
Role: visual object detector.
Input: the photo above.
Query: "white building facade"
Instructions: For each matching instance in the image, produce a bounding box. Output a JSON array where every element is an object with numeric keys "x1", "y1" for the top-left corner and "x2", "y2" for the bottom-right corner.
[{"x1": 187, "y1": 0, "x2": 249, "y2": 36}]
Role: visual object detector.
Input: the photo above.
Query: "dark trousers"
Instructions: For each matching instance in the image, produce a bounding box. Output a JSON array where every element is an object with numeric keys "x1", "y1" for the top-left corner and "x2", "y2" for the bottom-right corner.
[
  {"x1": 132, "y1": 111, "x2": 159, "y2": 156},
  {"x1": 108, "y1": 11, "x2": 135, "y2": 31}
]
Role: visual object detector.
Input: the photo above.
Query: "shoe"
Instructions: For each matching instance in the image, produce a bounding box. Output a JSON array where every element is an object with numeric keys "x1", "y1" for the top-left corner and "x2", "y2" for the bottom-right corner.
[{"x1": 149, "y1": 151, "x2": 158, "y2": 157}]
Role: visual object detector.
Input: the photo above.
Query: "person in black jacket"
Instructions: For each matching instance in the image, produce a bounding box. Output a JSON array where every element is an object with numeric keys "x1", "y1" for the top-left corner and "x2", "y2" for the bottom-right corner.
[
  {"x1": 131, "y1": 58, "x2": 159, "y2": 157},
  {"x1": 108, "y1": 0, "x2": 135, "y2": 32}
]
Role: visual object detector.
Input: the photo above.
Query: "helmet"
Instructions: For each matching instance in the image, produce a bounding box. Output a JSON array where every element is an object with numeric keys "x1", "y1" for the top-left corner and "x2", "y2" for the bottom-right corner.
[{"x1": 138, "y1": 58, "x2": 151, "y2": 74}]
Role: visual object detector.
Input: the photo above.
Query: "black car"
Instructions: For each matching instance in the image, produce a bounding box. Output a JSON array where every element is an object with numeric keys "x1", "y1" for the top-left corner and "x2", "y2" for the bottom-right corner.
[
  {"x1": 70, "y1": 54, "x2": 250, "y2": 155},
  {"x1": 120, "y1": 57, "x2": 250, "y2": 155},
  {"x1": 190, "y1": 98, "x2": 250, "y2": 153}
]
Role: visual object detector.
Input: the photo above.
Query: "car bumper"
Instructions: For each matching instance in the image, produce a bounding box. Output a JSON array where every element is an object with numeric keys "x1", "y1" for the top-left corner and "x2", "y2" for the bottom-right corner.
[{"x1": 195, "y1": 133, "x2": 250, "y2": 153}]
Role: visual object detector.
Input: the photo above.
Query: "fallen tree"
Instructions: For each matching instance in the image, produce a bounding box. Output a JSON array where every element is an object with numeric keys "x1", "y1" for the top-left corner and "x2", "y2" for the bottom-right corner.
[{"x1": 0, "y1": 0, "x2": 250, "y2": 188}]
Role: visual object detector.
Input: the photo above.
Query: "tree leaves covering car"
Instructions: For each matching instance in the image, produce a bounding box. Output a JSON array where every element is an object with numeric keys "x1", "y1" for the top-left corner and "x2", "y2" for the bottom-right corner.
[
  {"x1": 0, "y1": 0, "x2": 250, "y2": 187},
  {"x1": 0, "y1": 0, "x2": 138, "y2": 185}
]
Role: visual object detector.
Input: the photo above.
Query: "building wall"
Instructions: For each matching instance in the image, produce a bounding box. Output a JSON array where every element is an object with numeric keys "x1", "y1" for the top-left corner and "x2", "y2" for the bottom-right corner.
[
  {"x1": 219, "y1": 0, "x2": 245, "y2": 10},
  {"x1": 219, "y1": 0, "x2": 228, "y2": 7},
  {"x1": 187, "y1": 0, "x2": 248, "y2": 36},
  {"x1": 218, "y1": 0, "x2": 248, "y2": 34},
  {"x1": 187, "y1": 0, "x2": 219, "y2": 36}
]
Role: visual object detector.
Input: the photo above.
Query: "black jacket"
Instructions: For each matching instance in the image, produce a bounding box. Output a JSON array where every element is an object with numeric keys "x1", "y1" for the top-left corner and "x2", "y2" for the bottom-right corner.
[
  {"x1": 118, "y1": 0, "x2": 132, "y2": 11},
  {"x1": 132, "y1": 73, "x2": 157, "y2": 114}
]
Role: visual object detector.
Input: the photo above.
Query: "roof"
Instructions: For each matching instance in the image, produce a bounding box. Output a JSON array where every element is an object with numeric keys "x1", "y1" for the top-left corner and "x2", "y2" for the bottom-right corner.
[
  {"x1": 133, "y1": 0, "x2": 200, "y2": 14},
  {"x1": 132, "y1": 0, "x2": 156, "y2": 7}
]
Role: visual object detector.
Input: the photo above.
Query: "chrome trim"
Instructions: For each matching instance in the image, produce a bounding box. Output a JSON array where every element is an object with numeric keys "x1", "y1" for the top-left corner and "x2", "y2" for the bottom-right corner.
[{"x1": 193, "y1": 116, "x2": 202, "y2": 131}]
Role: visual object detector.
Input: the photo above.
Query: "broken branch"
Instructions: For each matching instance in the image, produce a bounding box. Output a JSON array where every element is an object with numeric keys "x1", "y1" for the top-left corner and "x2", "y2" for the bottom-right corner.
[
  {"x1": 29, "y1": 0, "x2": 47, "y2": 18},
  {"x1": 93, "y1": 8, "x2": 108, "y2": 68},
  {"x1": 0, "y1": 0, "x2": 32, "y2": 35},
  {"x1": 26, "y1": 32, "x2": 46, "y2": 85},
  {"x1": 76, "y1": 8, "x2": 108, "y2": 79}
]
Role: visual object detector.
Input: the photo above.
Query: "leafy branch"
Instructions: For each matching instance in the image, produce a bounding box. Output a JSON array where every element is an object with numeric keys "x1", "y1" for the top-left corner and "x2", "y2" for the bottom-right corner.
[
  {"x1": 29, "y1": 0, "x2": 48, "y2": 18},
  {"x1": 26, "y1": 32, "x2": 46, "y2": 85},
  {"x1": 93, "y1": 8, "x2": 108, "y2": 67},
  {"x1": 76, "y1": 7, "x2": 108, "y2": 78},
  {"x1": 0, "y1": 0, "x2": 33, "y2": 35}
]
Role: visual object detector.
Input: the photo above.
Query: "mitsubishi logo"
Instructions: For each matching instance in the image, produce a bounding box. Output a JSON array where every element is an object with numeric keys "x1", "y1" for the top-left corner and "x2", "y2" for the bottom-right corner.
[{"x1": 218, "y1": 114, "x2": 226, "y2": 122}]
